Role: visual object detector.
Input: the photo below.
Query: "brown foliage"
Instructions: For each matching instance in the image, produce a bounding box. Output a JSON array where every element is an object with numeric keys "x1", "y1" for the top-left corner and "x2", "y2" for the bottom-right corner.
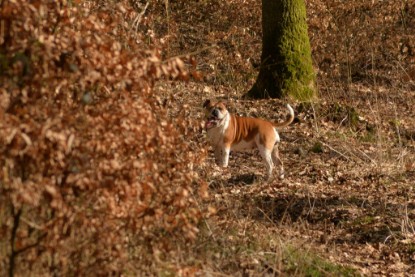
[{"x1": 0, "y1": 0, "x2": 205, "y2": 275}]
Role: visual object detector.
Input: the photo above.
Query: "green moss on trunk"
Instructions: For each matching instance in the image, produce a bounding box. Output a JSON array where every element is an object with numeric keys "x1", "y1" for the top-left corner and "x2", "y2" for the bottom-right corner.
[{"x1": 246, "y1": 0, "x2": 316, "y2": 101}]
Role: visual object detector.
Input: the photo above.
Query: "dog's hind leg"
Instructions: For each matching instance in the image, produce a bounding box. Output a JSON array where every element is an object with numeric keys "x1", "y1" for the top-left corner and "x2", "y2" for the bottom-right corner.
[
  {"x1": 259, "y1": 145, "x2": 274, "y2": 180},
  {"x1": 271, "y1": 145, "x2": 284, "y2": 179}
]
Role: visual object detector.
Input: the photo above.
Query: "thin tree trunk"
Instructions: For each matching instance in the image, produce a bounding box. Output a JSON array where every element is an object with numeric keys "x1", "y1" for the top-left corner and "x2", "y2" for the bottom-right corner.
[{"x1": 9, "y1": 207, "x2": 22, "y2": 277}]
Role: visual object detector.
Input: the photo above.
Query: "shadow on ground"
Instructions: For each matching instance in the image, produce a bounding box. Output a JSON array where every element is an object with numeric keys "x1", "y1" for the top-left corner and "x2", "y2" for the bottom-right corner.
[{"x1": 247, "y1": 193, "x2": 413, "y2": 245}]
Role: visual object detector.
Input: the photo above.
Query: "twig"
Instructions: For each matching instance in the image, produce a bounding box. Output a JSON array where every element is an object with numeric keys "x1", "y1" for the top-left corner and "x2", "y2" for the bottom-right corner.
[
  {"x1": 337, "y1": 115, "x2": 348, "y2": 131},
  {"x1": 15, "y1": 233, "x2": 47, "y2": 255},
  {"x1": 311, "y1": 103, "x2": 319, "y2": 134},
  {"x1": 355, "y1": 147, "x2": 377, "y2": 164},
  {"x1": 20, "y1": 216, "x2": 44, "y2": 230},
  {"x1": 319, "y1": 141, "x2": 351, "y2": 162},
  {"x1": 256, "y1": 207, "x2": 275, "y2": 225},
  {"x1": 132, "y1": 0, "x2": 150, "y2": 33}
]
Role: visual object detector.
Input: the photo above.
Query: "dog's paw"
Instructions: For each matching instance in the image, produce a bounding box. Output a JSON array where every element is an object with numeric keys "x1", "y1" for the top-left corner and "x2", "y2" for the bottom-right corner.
[{"x1": 216, "y1": 160, "x2": 228, "y2": 167}]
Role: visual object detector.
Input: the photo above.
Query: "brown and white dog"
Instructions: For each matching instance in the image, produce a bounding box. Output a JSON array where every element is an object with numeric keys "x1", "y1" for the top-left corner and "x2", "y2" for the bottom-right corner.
[{"x1": 203, "y1": 99, "x2": 294, "y2": 180}]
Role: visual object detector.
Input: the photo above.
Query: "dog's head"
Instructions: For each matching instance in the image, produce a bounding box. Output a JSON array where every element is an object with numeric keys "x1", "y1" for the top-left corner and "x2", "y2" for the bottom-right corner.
[{"x1": 203, "y1": 99, "x2": 228, "y2": 129}]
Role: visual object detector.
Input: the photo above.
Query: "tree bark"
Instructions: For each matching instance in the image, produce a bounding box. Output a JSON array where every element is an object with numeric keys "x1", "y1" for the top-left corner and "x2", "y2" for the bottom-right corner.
[{"x1": 246, "y1": 0, "x2": 316, "y2": 100}]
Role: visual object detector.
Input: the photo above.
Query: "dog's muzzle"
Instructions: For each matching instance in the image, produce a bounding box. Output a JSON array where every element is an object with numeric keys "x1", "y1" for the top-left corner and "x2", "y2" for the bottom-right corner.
[
  {"x1": 205, "y1": 110, "x2": 220, "y2": 130},
  {"x1": 205, "y1": 116, "x2": 219, "y2": 129}
]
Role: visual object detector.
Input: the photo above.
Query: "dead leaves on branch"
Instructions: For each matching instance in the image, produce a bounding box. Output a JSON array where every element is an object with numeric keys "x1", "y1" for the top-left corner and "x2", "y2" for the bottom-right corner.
[{"x1": 0, "y1": 0, "x2": 206, "y2": 275}]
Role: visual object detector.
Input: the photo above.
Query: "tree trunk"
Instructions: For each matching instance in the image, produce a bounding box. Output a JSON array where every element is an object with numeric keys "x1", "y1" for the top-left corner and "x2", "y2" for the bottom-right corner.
[{"x1": 246, "y1": 0, "x2": 316, "y2": 100}]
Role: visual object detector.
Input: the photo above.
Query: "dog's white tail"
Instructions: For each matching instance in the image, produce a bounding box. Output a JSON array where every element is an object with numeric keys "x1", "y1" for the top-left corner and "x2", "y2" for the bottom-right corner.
[{"x1": 273, "y1": 104, "x2": 294, "y2": 128}]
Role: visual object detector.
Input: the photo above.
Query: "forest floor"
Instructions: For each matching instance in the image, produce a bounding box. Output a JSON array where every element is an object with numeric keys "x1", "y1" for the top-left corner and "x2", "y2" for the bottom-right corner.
[
  {"x1": 157, "y1": 81, "x2": 415, "y2": 276},
  {"x1": 151, "y1": 0, "x2": 415, "y2": 275}
]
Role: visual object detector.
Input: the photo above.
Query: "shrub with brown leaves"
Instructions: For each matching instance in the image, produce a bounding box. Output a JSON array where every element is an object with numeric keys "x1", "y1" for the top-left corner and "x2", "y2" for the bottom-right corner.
[{"x1": 0, "y1": 0, "x2": 205, "y2": 275}]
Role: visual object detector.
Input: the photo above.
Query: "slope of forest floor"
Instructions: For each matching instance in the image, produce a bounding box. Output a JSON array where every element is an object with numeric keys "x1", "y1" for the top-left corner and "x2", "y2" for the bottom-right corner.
[{"x1": 151, "y1": 0, "x2": 415, "y2": 275}]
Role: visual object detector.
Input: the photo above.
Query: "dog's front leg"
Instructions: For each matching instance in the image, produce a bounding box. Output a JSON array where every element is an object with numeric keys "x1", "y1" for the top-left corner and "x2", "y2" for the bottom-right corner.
[
  {"x1": 221, "y1": 147, "x2": 230, "y2": 167},
  {"x1": 215, "y1": 146, "x2": 230, "y2": 167},
  {"x1": 214, "y1": 147, "x2": 222, "y2": 166}
]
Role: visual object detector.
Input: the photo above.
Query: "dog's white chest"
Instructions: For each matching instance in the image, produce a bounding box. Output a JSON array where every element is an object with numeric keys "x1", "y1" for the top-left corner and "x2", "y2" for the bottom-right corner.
[
  {"x1": 206, "y1": 113, "x2": 230, "y2": 147},
  {"x1": 206, "y1": 127, "x2": 224, "y2": 147}
]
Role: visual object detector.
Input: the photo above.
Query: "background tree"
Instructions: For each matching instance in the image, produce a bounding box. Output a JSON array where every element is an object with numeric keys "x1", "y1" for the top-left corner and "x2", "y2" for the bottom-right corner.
[{"x1": 246, "y1": 0, "x2": 316, "y2": 100}]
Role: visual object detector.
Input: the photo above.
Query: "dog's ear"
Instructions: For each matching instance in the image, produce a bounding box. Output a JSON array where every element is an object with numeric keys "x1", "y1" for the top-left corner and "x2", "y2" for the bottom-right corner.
[
  {"x1": 217, "y1": 101, "x2": 228, "y2": 110},
  {"x1": 203, "y1": 99, "x2": 211, "y2": 109}
]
